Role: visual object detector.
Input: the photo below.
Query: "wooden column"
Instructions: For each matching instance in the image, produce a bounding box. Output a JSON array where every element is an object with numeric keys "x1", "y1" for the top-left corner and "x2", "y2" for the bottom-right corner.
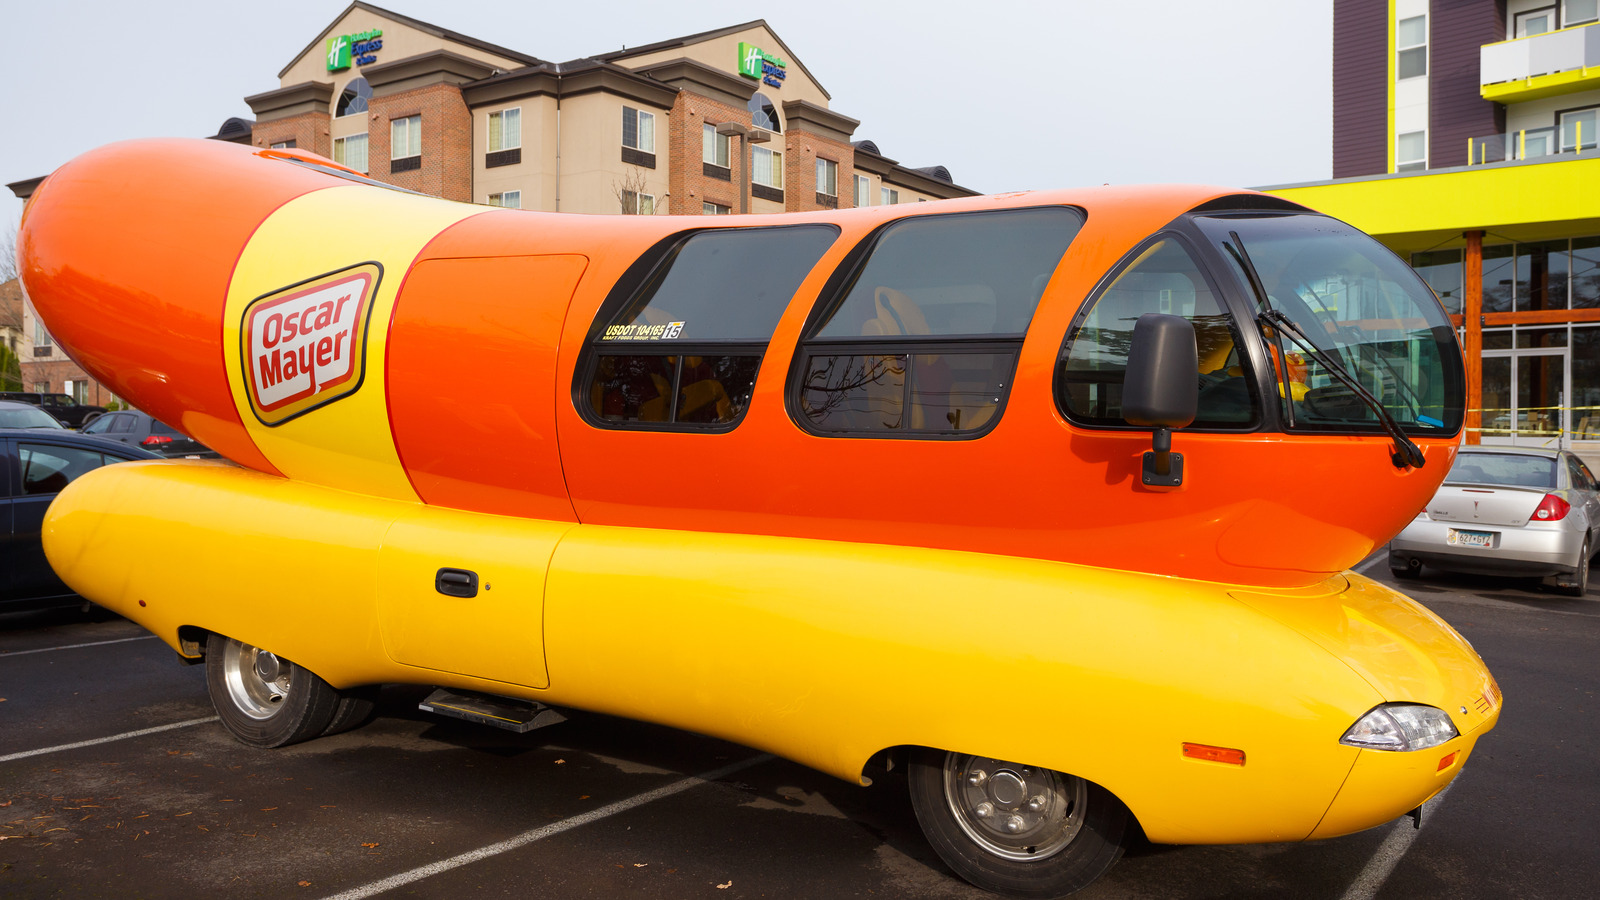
[{"x1": 1463, "y1": 230, "x2": 1484, "y2": 444}]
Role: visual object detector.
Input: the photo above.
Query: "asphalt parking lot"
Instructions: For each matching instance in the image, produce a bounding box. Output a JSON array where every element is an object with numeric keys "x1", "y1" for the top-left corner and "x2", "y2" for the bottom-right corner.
[{"x1": 2, "y1": 555, "x2": 1596, "y2": 900}]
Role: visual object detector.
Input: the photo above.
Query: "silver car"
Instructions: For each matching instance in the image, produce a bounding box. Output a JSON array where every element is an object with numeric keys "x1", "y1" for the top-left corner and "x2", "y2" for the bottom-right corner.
[{"x1": 1388, "y1": 447, "x2": 1600, "y2": 596}]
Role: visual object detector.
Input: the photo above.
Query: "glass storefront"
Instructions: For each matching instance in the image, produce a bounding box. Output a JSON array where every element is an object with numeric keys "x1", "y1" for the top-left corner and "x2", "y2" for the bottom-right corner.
[{"x1": 1414, "y1": 239, "x2": 1600, "y2": 447}]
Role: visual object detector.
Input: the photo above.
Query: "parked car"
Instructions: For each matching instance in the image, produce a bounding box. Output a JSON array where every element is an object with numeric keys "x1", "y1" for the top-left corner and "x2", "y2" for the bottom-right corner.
[
  {"x1": 80, "y1": 409, "x2": 219, "y2": 458},
  {"x1": 1389, "y1": 447, "x2": 1600, "y2": 596},
  {"x1": 0, "y1": 391, "x2": 107, "y2": 428},
  {"x1": 1, "y1": 429, "x2": 158, "y2": 611},
  {"x1": 0, "y1": 399, "x2": 68, "y2": 430}
]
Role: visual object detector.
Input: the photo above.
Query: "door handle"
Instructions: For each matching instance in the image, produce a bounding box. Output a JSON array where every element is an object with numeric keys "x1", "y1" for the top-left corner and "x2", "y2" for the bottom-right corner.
[{"x1": 435, "y1": 568, "x2": 478, "y2": 598}]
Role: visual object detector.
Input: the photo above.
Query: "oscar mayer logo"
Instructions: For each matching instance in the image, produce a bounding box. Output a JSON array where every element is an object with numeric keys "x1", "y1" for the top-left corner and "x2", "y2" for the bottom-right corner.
[{"x1": 241, "y1": 263, "x2": 382, "y2": 426}]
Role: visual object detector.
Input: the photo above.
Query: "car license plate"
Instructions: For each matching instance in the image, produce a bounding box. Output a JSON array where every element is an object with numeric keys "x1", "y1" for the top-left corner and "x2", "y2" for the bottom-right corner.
[{"x1": 1447, "y1": 529, "x2": 1495, "y2": 548}]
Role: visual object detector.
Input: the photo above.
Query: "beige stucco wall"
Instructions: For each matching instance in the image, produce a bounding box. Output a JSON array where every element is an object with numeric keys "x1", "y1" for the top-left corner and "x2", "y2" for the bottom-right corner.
[
  {"x1": 613, "y1": 25, "x2": 829, "y2": 118},
  {"x1": 278, "y1": 9, "x2": 528, "y2": 116},
  {"x1": 472, "y1": 96, "x2": 560, "y2": 210},
  {"x1": 556, "y1": 92, "x2": 672, "y2": 214}
]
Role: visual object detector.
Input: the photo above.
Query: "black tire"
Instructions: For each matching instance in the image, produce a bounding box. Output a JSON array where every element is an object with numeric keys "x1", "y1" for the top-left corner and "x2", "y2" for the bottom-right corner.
[
  {"x1": 204, "y1": 632, "x2": 338, "y2": 748},
  {"x1": 322, "y1": 687, "x2": 380, "y2": 736},
  {"x1": 1388, "y1": 551, "x2": 1420, "y2": 580},
  {"x1": 907, "y1": 748, "x2": 1129, "y2": 898},
  {"x1": 1558, "y1": 538, "x2": 1590, "y2": 598}
]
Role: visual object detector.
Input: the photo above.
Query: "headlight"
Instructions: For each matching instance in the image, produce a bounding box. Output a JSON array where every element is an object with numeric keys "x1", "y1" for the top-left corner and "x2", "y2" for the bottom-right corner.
[{"x1": 1339, "y1": 704, "x2": 1459, "y2": 751}]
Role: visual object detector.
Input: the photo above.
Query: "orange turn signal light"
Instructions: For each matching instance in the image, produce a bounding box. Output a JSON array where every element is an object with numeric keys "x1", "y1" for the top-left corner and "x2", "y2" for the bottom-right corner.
[
  {"x1": 1182, "y1": 742, "x2": 1246, "y2": 766},
  {"x1": 1437, "y1": 751, "x2": 1458, "y2": 771}
]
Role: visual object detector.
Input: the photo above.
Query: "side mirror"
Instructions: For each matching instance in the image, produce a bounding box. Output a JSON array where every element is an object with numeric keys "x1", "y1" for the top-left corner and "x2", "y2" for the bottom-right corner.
[{"x1": 1123, "y1": 314, "x2": 1197, "y2": 487}]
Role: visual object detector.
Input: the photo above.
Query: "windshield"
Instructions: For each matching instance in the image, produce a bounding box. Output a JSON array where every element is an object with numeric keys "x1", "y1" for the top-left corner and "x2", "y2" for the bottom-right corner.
[
  {"x1": 0, "y1": 405, "x2": 67, "y2": 429},
  {"x1": 1194, "y1": 213, "x2": 1463, "y2": 435},
  {"x1": 1446, "y1": 452, "x2": 1556, "y2": 489}
]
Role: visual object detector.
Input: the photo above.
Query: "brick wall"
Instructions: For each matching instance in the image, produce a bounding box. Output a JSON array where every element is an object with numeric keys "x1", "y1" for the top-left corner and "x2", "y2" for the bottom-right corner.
[
  {"x1": 669, "y1": 92, "x2": 746, "y2": 215},
  {"x1": 20, "y1": 358, "x2": 114, "y2": 405},
  {"x1": 251, "y1": 112, "x2": 332, "y2": 158},
  {"x1": 368, "y1": 84, "x2": 473, "y2": 202},
  {"x1": 782, "y1": 131, "x2": 855, "y2": 212}
]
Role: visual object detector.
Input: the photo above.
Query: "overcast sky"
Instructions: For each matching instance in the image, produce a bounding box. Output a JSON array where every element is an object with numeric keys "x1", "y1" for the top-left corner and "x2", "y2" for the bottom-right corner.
[{"x1": 0, "y1": 0, "x2": 1333, "y2": 225}]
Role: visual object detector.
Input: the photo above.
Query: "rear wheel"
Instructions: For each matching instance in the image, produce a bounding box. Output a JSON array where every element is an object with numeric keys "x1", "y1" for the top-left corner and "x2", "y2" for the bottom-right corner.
[
  {"x1": 1557, "y1": 538, "x2": 1591, "y2": 597},
  {"x1": 907, "y1": 748, "x2": 1129, "y2": 898},
  {"x1": 205, "y1": 632, "x2": 338, "y2": 748}
]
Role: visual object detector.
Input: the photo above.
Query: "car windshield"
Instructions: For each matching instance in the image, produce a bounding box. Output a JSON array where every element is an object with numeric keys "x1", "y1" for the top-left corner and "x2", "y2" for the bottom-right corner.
[
  {"x1": 0, "y1": 406, "x2": 66, "y2": 429},
  {"x1": 1446, "y1": 453, "x2": 1557, "y2": 489},
  {"x1": 1193, "y1": 213, "x2": 1463, "y2": 435}
]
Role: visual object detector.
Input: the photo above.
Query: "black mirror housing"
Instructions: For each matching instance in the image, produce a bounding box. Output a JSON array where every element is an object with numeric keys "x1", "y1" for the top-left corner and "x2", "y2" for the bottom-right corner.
[{"x1": 1122, "y1": 314, "x2": 1197, "y2": 487}]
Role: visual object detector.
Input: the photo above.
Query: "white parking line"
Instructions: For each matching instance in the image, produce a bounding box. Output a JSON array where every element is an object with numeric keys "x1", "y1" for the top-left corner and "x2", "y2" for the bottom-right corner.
[
  {"x1": 0, "y1": 716, "x2": 219, "y2": 763},
  {"x1": 0, "y1": 634, "x2": 160, "y2": 658},
  {"x1": 1339, "y1": 783, "x2": 1453, "y2": 900},
  {"x1": 318, "y1": 753, "x2": 776, "y2": 900}
]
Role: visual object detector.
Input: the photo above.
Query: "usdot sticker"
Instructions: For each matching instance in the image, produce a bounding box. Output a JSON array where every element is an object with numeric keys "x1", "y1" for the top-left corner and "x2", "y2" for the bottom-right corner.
[
  {"x1": 241, "y1": 262, "x2": 382, "y2": 426},
  {"x1": 601, "y1": 321, "x2": 687, "y2": 341}
]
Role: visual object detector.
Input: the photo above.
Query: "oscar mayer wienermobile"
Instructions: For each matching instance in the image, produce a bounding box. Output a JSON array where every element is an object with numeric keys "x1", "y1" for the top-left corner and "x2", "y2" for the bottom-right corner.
[{"x1": 19, "y1": 138, "x2": 1498, "y2": 898}]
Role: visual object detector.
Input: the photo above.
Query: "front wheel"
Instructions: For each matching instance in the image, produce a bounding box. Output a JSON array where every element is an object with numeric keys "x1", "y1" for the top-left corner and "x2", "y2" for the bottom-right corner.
[
  {"x1": 205, "y1": 632, "x2": 339, "y2": 748},
  {"x1": 907, "y1": 748, "x2": 1130, "y2": 898}
]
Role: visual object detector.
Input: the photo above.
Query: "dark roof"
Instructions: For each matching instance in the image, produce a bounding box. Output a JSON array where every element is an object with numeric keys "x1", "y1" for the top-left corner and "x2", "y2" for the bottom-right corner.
[
  {"x1": 911, "y1": 165, "x2": 952, "y2": 184},
  {"x1": 851, "y1": 139, "x2": 881, "y2": 155},
  {"x1": 279, "y1": 1, "x2": 542, "y2": 80},
  {"x1": 210, "y1": 117, "x2": 255, "y2": 140}
]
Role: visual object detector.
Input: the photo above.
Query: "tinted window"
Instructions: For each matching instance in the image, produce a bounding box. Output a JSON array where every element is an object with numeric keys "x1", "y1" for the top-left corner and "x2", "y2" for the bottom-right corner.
[
  {"x1": 603, "y1": 226, "x2": 837, "y2": 343},
  {"x1": 0, "y1": 406, "x2": 65, "y2": 429},
  {"x1": 20, "y1": 443, "x2": 111, "y2": 495},
  {"x1": 1059, "y1": 236, "x2": 1257, "y2": 427},
  {"x1": 797, "y1": 207, "x2": 1082, "y2": 438},
  {"x1": 583, "y1": 225, "x2": 837, "y2": 431},
  {"x1": 81, "y1": 415, "x2": 114, "y2": 434},
  {"x1": 813, "y1": 207, "x2": 1082, "y2": 338},
  {"x1": 111, "y1": 414, "x2": 136, "y2": 434},
  {"x1": 151, "y1": 420, "x2": 179, "y2": 436},
  {"x1": 1446, "y1": 453, "x2": 1556, "y2": 489}
]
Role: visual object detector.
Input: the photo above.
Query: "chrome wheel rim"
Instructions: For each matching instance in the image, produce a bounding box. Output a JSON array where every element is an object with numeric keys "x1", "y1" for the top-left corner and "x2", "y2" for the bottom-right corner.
[
  {"x1": 220, "y1": 638, "x2": 291, "y2": 720},
  {"x1": 941, "y1": 752, "x2": 1086, "y2": 861}
]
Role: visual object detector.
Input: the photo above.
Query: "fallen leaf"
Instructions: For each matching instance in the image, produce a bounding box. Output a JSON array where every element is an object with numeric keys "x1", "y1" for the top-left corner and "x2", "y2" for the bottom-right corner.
[
  {"x1": 175, "y1": 812, "x2": 192, "y2": 817},
  {"x1": 361, "y1": 842, "x2": 379, "y2": 849},
  {"x1": 633, "y1": 863, "x2": 648, "y2": 868},
  {"x1": 262, "y1": 808, "x2": 278, "y2": 812},
  {"x1": 299, "y1": 881, "x2": 311, "y2": 887},
  {"x1": 554, "y1": 759, "x2": 565, "y2": 765},
  {"x1": 579, "y1": 795, "x2": 590, "y2": 800},
  {"x1": 717, "y1": 881, "x2": 732, "y2": 889}
]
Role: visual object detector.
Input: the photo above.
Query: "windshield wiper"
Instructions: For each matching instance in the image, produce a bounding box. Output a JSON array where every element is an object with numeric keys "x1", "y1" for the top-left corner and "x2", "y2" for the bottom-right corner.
[{"x1": 1226, "y1": 231, "x2": 1425, "y2": 470}]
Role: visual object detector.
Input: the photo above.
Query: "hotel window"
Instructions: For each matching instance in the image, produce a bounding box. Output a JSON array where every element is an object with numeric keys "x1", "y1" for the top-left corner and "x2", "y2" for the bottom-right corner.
[
  {"x1": 391, "y1": 115, "x2": 421, "y2": 171},
  {"x1": 270, "y1": 140, "x2": 296, "y2": 150},
  {"x1": 797, "y1": 207, "x2": 1084, "y2": 438},
  {"x1": 34, "y1": 319, "x2": 52, "y2": 348},
  {"x1": 579, "y1": 224, "x2": 837, "y2": 431},
  {"x1": 487, "y1": 108, "x2": 522, "y2": 168},
  {"x1": 749, "y1": 92, "x2": 780, "y2": 133},
  {"x1": 1516, "y1": 7, "x2": 1555, "y2": 37},
  {"x1": 337, "y1": 78, "x2": 371, "y2": 117},
  {"x1": 816, "y1": 158, "x2": 838, "y2": 197},
  {"x1": 1561, "y1": 107, "x2": 1597, "y2": 151},
  {"x1": 703, "y1": 123, "x2": 730, "y2": 167},
  {"x1": 881, "y1": 187, "x2": 900, "y2": 205},
  {"x1": 488, "y1": 191, "x2": 521, "y2": 209},
  {"x1": 1397, "y1": 131, "x2": 1426, "y2": 172},
  {"x1": 753, "y1": 146, "x2": 783, "y2": 188},
  {"x1": 333, "y1": 133, "x2": 368, "y2": 173},
  {"x1": 855, "y1": 175, "x2": 871, "y2": 207},
  {"x1": 1397, "y1": 16, "x2": 1426, "y2": 79},
  {"x1": 1567, "y1": 1, "x2": 1600, "y2": 26},
  {"x1": 703, "y1": 202, "x2": 731, "y2": 215},
  {"x1": 622, "y1": 190, "x2": 656, "y2": 215}
]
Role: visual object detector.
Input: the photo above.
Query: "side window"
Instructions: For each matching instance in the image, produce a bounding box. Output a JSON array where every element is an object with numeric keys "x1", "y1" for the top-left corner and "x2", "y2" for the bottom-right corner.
[
  {"x1": 1057, "y1": 236, "x2": 1258, "y2": 428},
  {"x1": 20, "y1": 443, "x2": 110, "y2": 496},
  {"x1": 794, "y1": 207, "x2": 1084, "y2": 438},
  {"x1": 81, "y1": 415, "x2": 114, "y2": 435},
  {"x1": 580, "y1": 225, "x2": 838, "y2": 430}
]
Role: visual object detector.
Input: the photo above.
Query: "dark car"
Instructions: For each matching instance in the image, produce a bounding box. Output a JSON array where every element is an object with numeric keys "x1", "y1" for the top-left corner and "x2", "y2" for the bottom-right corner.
[
  {"x1": 0, "y1": 399, "x2": 69, "y2": 431},
  {"x1": 80, "y1": 409, "x2": 220, "y2": 458},
  {"x1": 0, "y1": 391, "x2": 107, "y2": 428},
  {"x1": 1, "y1": 429, "x2": 158, "y2": 611}
]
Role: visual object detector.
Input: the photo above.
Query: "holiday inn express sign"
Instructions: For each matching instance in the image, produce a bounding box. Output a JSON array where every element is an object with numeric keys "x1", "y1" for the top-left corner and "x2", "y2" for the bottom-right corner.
[
  {"x1": 327, "y1": 28, "x2": 384, "y2": 71},
  {"x1": 738, "y1": 42, "x2": 787, "y2": 88}
]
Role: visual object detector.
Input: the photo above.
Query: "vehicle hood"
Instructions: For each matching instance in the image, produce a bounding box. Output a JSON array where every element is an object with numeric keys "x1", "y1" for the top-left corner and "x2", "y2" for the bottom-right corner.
[{"x1": 1230, "y1": 574, "x2": 1499, "y2": 736}]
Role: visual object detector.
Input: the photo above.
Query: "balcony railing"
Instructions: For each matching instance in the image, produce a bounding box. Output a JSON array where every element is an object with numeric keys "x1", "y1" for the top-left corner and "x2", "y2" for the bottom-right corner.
[
  {"x1": 1481, "y1": 21, "x2": 1600, "y2": 86},
  {"x1": 1467, "y1": 127, "x2": 1597, "y2": 165}
]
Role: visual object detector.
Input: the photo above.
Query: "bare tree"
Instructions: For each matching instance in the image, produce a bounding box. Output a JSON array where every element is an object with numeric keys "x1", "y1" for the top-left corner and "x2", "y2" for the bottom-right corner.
[
  {"x1": 611, "y1": 168, "x2": 665, "y2": 215},
  {"x1": 0, "y1": 220, "x2": 18, "y2": 284}
]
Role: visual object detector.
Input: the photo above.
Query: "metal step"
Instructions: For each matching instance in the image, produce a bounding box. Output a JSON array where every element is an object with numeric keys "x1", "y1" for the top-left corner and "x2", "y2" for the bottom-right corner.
[{"x1": 418, "y1": 688, "x2": 568, "y2": 733}]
